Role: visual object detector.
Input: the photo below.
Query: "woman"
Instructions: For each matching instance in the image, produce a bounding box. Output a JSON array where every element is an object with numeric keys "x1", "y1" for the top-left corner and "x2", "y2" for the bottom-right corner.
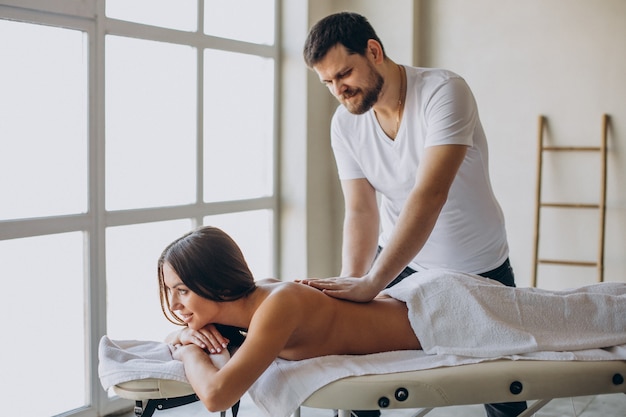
[
  {"x1": 159, "y1": 226, "x2": 421, "y2": 412},
  {"x1": 159, "y1": 226, "x2": 626, "y2": 413}
]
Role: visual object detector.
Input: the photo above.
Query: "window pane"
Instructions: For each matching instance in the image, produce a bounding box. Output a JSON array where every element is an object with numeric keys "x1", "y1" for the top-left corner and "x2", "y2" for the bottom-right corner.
[
  {"x1": 203, "y1": 50, "x2": 274, "y2": 202},
  {"x1": 204, "y1": 0, "x2": 275, "y2": 45},
  {"x1": 106, "y1": 0, "x2": 197, "y2": 32},
  {"x1": 106, "y1": 36, "x2": 197, "y2": 210},
  {"x1": 0, "y1": 233, "x2": 85, "y2": 416},
  {"x1": 106, "y1": 220, "x2": 192, "y2": 340},
  {"x1": 0, "y1": 20, "x2": 87, "y2": 220},
  {"x1": 204, "y1": 210, "x2": 273, "y2": 279}
]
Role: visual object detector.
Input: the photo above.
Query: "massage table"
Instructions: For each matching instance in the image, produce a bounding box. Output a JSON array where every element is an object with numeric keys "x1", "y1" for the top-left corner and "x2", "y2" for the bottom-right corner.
[
  {"x1": 112, "y1": 358, "x2": 626, "y2": 417},
  {"x1": 104, "y1": 273, "x2": 626, "y2": 416}
]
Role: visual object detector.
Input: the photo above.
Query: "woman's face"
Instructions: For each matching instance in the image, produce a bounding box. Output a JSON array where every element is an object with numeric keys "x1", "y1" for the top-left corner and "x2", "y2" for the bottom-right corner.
[{"x1": 162, "y1": 262, "x2": 219, "y2": 330}]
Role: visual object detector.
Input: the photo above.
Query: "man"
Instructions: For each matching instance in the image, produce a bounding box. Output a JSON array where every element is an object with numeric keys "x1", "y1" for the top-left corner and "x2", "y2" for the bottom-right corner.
[{"x1": 301, "y1": 12, "x2": 527, "y2": 417}]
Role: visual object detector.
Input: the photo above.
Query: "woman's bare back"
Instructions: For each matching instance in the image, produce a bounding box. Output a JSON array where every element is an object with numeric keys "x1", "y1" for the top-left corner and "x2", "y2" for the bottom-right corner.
[{"x1": 258, "y1": 281, "x2": 421, "y2": 360}]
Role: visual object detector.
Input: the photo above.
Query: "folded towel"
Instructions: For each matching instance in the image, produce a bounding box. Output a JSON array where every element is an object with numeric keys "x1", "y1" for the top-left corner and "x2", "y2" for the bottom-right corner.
[
  {"x1": 382, "y1": 270, "x2": 626, "y2": 357},
  {"x1": 98, "y1": 336, "x2": 188, "y2": 391}
]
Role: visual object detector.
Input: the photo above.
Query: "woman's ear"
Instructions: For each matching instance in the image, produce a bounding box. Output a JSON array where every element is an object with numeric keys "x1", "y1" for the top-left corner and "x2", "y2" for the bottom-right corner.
[{"x1": 366, "y1": 39, "x2": 384, "y2": 64}]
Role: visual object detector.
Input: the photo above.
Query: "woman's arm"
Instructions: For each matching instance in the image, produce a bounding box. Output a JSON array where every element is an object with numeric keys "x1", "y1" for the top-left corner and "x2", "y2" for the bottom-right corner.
[{"x1": 171, "y1": 289, "x2": 301, "y2": 412}]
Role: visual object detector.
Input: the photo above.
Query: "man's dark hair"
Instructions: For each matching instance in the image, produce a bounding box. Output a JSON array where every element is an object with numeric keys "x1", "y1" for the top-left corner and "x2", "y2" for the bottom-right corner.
[{"x1": 303, "y1": 12, "x2": 385, "y2": 68}]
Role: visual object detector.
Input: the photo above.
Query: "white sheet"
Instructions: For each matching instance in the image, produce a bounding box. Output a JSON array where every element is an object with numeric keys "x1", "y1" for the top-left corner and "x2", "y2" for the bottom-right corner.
[{"x1": 248, "y1": 346, "x2": 626, "y2": 417}]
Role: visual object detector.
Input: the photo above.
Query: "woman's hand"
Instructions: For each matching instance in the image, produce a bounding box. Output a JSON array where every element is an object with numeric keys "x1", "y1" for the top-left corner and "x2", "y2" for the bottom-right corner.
[
  {"x1": 170, "y1": 336, "x2": 231, "y2": 369},
  {"x1": 170, "y1": 324, "x2": 230, "y2": 353},
  {"x1": 170, "y1": 342, "x2": 203, "y2": 361}
]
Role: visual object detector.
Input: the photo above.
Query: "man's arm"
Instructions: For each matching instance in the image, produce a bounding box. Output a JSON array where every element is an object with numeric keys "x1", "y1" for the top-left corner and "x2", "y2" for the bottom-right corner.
[
  {"x1": 302, "y1": 144, "x2": 467, "y2": 301},
  {"x1": 339, "y1": 178, "x2": 380, "y2": 277},
  {"x1": 366, "y1": 144, "x2": 467, "y2": 287},
  {"x1": 171, "y1": 288, "x2": 301, "y2": 412}
]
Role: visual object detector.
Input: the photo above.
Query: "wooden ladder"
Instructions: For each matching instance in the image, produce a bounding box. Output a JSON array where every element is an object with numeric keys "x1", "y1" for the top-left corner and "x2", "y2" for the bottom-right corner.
[{"x1": 531, "y1": 114, "x2": 609, "y2": 287}]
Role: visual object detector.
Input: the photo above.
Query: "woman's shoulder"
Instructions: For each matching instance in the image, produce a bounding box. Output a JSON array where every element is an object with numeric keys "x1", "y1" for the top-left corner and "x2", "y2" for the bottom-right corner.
[
  {"x1": 249, "y1": 282, "x2": 325, "y2": 329},
  {"x1": 256, "y1": 277, "x2": 281, "y2": 285},
  {"x1": 257, "y1": 280, "x2": 329, "y2": 308},
  {"x1": 256, "y1": 279, "x2": 307, "y2": 293},
  {"x1": 256, "y1": 278, "x2": 316, "y2": 292}
]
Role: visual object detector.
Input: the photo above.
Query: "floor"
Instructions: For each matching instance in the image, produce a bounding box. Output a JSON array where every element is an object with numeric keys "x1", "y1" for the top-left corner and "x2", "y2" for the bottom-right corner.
[{"x1": 128, "y1": 392, "x2": 626, "y2": 417}]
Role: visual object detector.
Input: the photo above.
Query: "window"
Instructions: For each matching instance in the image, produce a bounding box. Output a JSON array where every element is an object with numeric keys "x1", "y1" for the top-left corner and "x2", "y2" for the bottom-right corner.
[
  {"x1": 0, "y1": 1, "x2": 279, "y2": 416},
  {"x1": 0, "y1": 20, "x2": 88, "y2": 220}
]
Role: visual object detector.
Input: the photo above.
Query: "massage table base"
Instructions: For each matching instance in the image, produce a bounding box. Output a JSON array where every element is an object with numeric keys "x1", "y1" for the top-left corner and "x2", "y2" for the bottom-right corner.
[{"x1": 112, "y1": 359, "x2": 626, "y2": 417}]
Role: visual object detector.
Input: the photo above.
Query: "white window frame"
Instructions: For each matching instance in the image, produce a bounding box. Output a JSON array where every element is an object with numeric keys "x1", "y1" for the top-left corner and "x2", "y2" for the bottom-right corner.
[{"x1": 0, "y1": 1, "x2": 280, "y2": 416}]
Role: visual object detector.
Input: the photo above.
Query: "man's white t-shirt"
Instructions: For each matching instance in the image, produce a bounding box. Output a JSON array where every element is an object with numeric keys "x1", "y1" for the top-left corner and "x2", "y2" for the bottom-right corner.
[{"x1": 331, "y1": 66, "x2": 509, "y2": 274}]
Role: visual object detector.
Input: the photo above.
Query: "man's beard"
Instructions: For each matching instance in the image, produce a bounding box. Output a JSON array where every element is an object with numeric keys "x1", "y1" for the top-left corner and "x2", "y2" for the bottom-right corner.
[{"x1": 341, "y1": 69, "x2": 384, "y2": 115}]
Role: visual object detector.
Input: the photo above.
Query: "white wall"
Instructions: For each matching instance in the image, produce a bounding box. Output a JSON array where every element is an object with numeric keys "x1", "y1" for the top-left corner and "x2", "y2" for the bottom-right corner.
[
  {"x1": 288, "y1": 0, "x2": 626, "y2": 288},
  {"x1": 417, "y1": 0, "x2": 626, "y2": 288}
]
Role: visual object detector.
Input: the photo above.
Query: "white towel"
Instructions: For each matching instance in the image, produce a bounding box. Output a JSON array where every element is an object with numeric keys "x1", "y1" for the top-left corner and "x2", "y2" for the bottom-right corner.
[
  {"x1": 98, "y1": 336, "x2": 188, "y2": 391},
  {"x1": 382, "y1": 270, "x2": 626, "y2": 357},
  {"x1": 98, "y1": 336, "x2": 231, "y2": 391}
]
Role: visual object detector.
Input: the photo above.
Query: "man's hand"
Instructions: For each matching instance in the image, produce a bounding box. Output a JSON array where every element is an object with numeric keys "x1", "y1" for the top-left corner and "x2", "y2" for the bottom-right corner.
[{"x1": 298, "y1": 275, "x2": 382, "y2": 302}]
